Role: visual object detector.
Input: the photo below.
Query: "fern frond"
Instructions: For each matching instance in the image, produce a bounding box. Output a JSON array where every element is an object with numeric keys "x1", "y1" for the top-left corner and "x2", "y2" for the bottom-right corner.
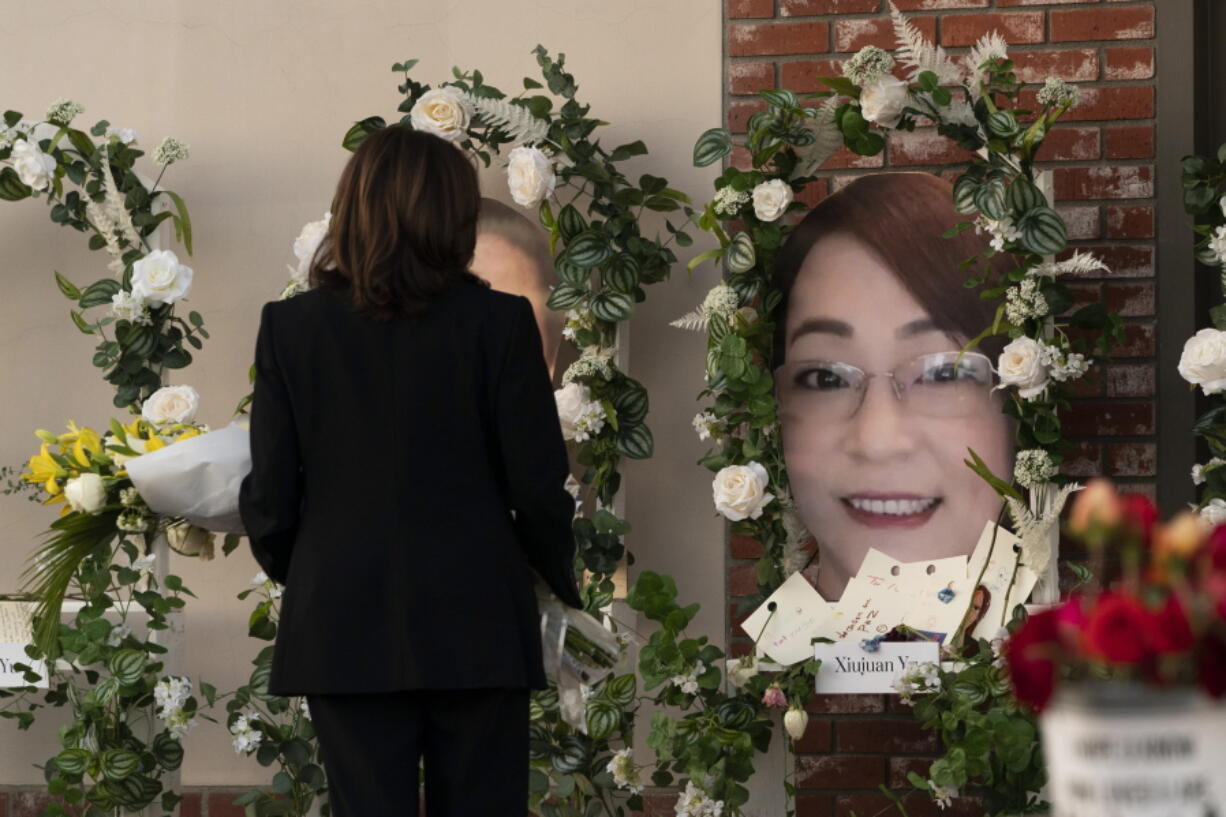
[
  {"x1": 463, "y1": 93, "x2": 551, "y2": 145},
  {"x1": 792, "y1": 96, "x2": 842, "y2": 180},
  {"x1": 964, "y1": 31, "x2": 1009, "y2": 84},
  {"x1": 21, "y1": 509, "x2": 119, "y2": 658},
  {"x1": 888, "y1": 1, "x2": 964, "y2": 86},
  {"x1": 670, "y1": 309, "x2": 708, "y2": 332}
]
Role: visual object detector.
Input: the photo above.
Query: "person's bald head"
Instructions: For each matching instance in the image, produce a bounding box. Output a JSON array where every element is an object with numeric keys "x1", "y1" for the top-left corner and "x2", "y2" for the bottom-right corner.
[{"x1": 472, "y1": 198, "x2": 565, "y2": 375}]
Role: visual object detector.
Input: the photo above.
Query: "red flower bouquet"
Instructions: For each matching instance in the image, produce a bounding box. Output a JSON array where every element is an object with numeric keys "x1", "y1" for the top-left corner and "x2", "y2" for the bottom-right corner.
[{"x1": 1006, "y1": 479, "x2": 1226, "y2": 711}]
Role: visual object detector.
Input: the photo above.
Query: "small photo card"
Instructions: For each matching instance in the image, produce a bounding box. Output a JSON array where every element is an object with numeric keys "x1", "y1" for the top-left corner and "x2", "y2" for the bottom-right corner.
[{"x1": 814, "y1": 641, "x2": 941, "y2": 694}]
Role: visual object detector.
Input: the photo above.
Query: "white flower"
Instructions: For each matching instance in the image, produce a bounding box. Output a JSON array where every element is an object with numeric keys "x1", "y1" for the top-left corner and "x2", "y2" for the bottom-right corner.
[
  {"x1": 229, "y1": 709, "x2": 263, "y2": 755},
  {"x1": 1041, "y1": 346, "x2": 1090, "y2": 383},
  {"x1": 106, "y1": 624, "x2": 132, "y2": 647},
  {"x1": 1192, "y1": 458, "x2": 1226, "y2": 487},
  {"x1": 997, "y1": 337, "x2": 1050, "y2": 400},
  {"x1": 975, "y1": 214, "x2": 1022, "y2": 253},
  {"x1": 784, "y1": 706, "x2": 809, "y2": 740},
  {"x1": 554, "y1": 382, "x2": 607, "y2": 443},
  {"x1": 1221, "y1": 195, "x2": 1226, "y2": 220},
  {"x1": 692, "y1": 411, "x2": 719, "y2": 442},
  {"x1": 132, "y1": 552, "x2": 157, "y2": 572},
  {"x1": 712, "y1": 462, "x2": 774, "y2": 521},
  {"x1": 107, "y1": 127, "x2": 138, "y2": 145},
  {"x1": 299, "y1": 698, "x2": 311, "y2": 719},
  {"x1": 409, "y1": 88, "x2": 472, "y2": 142},
  {"x1": 1179, "y1": 328, "x2": 1226, "y2": 395},
  {"x1": 131, "y1": 249, "x2": 193, "y2": 305},
  {"x1": 726, "y1": 656, "x2": 759, "y2": 689},
  {"x1": 606, "y1": 748, "x2": 643, "y2": 794},
  {"x1": 562, "y1": 309, "x2": 594, "y2": 344},
  {"x1": 0, "y1": 127, "x2": 15, "y2": 150},
  {"x1": 116, "y1": 510, "x2": 148, "y2": 533},
  {"x1": 1037, "y1": 77, "x2": 1079, "y2": 109},
  {"x1": 843, "y1": 46, "x2": 895, "y2": 86},
  {"x1": 45, "y1": 98, "x2": 84, "y2": 125},
  {"x1": 1029, "y1": 251, "x2": 1108, "y2": 279},
  {"x1": 291, "y1": 212, "x2": 331, "y2": 286},
  {"x1": 119, "y1": 487, "x2": 142, "y2": 507},
  {"x1": 859, "y1": 75, "x2": 910, "y2": 128},
  {"x1": 154, "y1": 676, "x2": 196, "y2": 739},
  {"x1": 751, "y1": 179, "x2": 793, "y2": 223},
  {"x1": 929, "y1": 781, "x2": 958, "y2": 810},
  {"x1": 506, "y1": 146, "x2": 557, "y2": 208},
  {"x1": 1014, "y1": 449, "x2": 1057, "y2": 489},
  {"x1": 251, "y1": 571, "x2": 284, "y2": 599},
  {"x1": 64, "y1": 473, "x2": 107, "y2": 514},
  {"x1": 110, "y1": 290, "x2": 151, "y2": 325},
  {"x1": 675, "y1": 781, "x2": 725, "y2": 817},
  {"x1": 701, "y1": 284, "x2": 740, "y2": 319},
  {"x1": 562, "y1": 353, "x2": 615, "y2": 385},
  {"x1": 1210, "y1": 226, "x2": 1226, "y2": 267},
  {"x1": 141, "y1": 384, "x2": 201, "y2": 425},
  {"x1": 712, "y1": 186, "x2": 750, "y2": 218},
  {"x1": 892, "y1": 661, "x2": 941, "y2": 704},
  {"x1": 153, "y1": 137, "x2": 190, "y2": 165},
  {"x1": 1004, "y1": 277, "x2": 1049, "y2": 325},
  {"x1": 9, "y1": 139, "x2": 57, "y2": 191},
  {"x1": 1200, "y1": 498, "x2": 1226, "y2": 526},
  {"x1": 670, "y1": 661, "x2": 705, "y2": 696}
]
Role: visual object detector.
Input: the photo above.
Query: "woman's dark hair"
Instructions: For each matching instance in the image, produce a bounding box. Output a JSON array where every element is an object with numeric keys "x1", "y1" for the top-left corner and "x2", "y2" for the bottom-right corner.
[
  {"x1": 310, "y1": 125, "x2": 483, "y2": 320},
  {"x1": 771, "y1": 172, "x2": 1015, "y2": 365}
]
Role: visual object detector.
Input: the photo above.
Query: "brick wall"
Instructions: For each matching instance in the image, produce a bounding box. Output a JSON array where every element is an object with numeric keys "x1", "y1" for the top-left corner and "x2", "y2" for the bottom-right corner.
[{"x1": 724, "y1": 2, "x2": 1157, "y2": 815}]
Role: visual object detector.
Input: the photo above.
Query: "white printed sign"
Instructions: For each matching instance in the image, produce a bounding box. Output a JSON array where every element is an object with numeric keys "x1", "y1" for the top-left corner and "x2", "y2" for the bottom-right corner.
[
  {"x1": 813, "y1": 641, "x2": 940, "y2": 694},
  {"x1": 1042, "y1": 701, "x2": 1226, "y2": 817},
  {"x1": 0, "y1": 603, "x2": 46, "y2": 688}
]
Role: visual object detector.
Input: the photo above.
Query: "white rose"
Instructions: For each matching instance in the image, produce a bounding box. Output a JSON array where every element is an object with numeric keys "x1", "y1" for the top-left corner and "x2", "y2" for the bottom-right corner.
[
  {"x1": 554, "y1": 380, "x2": 595, "y2": 439},
  {"x1": 712, "y1": 462, "x2": 775, "y2": 521},
  {"x1": 1219, "y1": 195, "x2": 1226, "y2": 219},
  {"x1": 64, "y1": 473, "x2": 107, "y2": 514},
  {"x1": 131, "y1": 249, "x2": 193, "y2": 305},
  {"x1": 142, "y1": 385, "x2": 200, "y2": 425},
  {"x1": 1178, "y1": 328, "x2": 1226, "y2": 395},
  {"x1": 166, "y1": 522, "x2": 215, "y2": 561},
  {"x1": 784, "y1": 707, "x2": 809, "y2": 741},
  {"x1": 10, "y1": 139, "x2": 57, "y2": 191},
  {"x1": 1201, "y1": 498, "x2": 1226, "y2": 526},
  {"x1": 752, "y1": 179, "x2": 793, "y2": 223},
  {"x1": 409, "y1": 88, "x2": 471, "y2": 142},
  {"x1": 506, "y1": 146, "x2": 557, "y2": 208},
  {"x1": 859, "y1": 75, "x2": 909, "y2": 129},
  {"x1": 997, "y1": 337, "x2": 1049, "y2": 400},
  {"x1": 292, "y1": 212, "x2": 331, "y2": 284}
]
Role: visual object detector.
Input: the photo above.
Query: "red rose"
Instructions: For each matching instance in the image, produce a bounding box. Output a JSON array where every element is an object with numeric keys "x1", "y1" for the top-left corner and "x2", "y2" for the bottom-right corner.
[
  {"x1": 1206, "y1": 525, "x2": 1226, "y2": 573},
  {"x1": 1005, "y1": 608, "x2": 1061, "y2": 711},
  {"x1": 1121, "y1": 493, "x2": 1159, "y2": 543},
  {"x1": 1083, "y1": 592, "x2": 1151, "y2": 664},
  {"x1": 1198, "y1": 632, "x2": 1226, "y2": 698},
  {"x1": 1146, "y1": 595, "x2": 1195, "y2": 655}
]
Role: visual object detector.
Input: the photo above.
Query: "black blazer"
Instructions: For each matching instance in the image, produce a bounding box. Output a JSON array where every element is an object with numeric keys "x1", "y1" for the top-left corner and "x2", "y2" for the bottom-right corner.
[{"x1": 238, "y1": 280, "x2": 583, "y2": 696}]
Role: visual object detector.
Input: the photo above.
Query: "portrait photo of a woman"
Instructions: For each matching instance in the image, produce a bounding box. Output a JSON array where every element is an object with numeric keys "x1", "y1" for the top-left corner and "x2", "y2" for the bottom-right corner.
[{"x1": 772, "y1": 172, "x2": 1016, "y2": 601}]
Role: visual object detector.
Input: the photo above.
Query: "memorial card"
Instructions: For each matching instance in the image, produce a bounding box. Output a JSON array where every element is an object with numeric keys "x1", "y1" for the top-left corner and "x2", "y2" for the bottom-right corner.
[{"x1": 739, "y1": 571, "x2": 833, "y2": 666}]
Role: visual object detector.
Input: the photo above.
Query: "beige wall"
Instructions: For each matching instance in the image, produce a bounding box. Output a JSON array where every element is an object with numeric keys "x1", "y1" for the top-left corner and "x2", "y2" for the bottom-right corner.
[{"x1": 0, "y1": 0, "x2": 722, "y2": 785}]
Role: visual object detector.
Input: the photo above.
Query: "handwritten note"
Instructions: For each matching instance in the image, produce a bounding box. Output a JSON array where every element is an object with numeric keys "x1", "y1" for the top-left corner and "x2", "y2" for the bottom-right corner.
[
  {"x1": 739, "y1": 571, "x2": 833, "y2": 665},
  {"x1": 966, "y1": 521, "x2": 1039, "y2": 640}
]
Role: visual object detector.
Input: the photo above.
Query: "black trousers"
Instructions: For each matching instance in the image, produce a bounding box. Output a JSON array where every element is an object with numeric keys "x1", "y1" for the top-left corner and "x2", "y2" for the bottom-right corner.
[{"x1": 306, "y1": 688, "x2": 529, "y2": 817}]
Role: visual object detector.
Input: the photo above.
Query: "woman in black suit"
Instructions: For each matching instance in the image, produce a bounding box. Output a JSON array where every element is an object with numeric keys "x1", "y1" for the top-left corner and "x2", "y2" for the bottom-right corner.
[{"x1": 239, "y1": 124, "x2": 584, "y2": 816}]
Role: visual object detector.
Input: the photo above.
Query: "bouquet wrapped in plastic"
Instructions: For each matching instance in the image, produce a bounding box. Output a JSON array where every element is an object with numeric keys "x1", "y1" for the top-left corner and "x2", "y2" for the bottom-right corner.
[{"x1": 537, "y1": 581, "x2": 621, "y2": 732}]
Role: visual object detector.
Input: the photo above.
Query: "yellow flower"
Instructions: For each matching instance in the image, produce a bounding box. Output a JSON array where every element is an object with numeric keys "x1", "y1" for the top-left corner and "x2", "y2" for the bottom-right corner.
[
  {"x1": 71, "y1": 427, "x2": 103, "y2": 468},
  {"x1": 23, "y1": 443, "x2": 65, "y2": 488}
]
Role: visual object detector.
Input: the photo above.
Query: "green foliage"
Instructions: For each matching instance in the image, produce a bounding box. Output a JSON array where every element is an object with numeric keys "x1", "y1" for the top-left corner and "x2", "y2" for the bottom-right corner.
[{"x1": 908, "y1": 640, "x2": 1047, "y2": 815}]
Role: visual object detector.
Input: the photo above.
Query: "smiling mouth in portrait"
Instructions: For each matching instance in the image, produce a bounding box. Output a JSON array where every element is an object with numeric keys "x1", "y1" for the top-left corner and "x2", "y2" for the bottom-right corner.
[{"x1": 840, "y1": 493, "x2": 943, "y2": 529}]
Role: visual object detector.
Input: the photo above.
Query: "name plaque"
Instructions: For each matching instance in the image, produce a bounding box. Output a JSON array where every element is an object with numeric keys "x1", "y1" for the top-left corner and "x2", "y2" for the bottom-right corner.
[{"x1": 813, "y1": 642, "x2": 940, "y2": 694}]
